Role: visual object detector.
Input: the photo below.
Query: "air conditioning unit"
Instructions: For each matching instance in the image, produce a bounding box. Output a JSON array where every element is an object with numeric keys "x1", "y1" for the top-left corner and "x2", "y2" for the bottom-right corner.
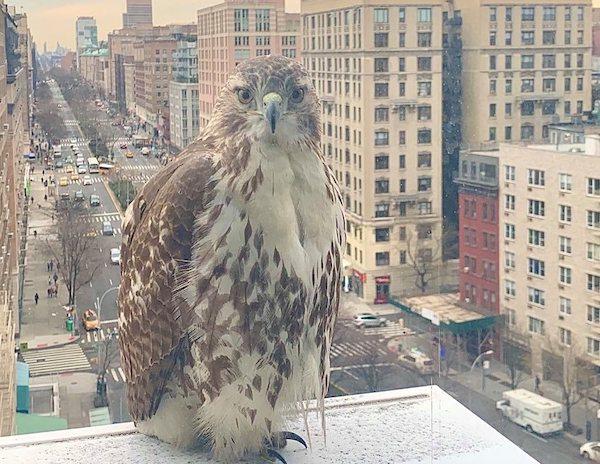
[
  {"x1": 559, "y1": 255, "x2": 565, "y2": 260},
  {"x1": 527, "y1": 187, "x2": 532, "y2": 192},
  {"x1": 3, "y1": 124, "x2": 8, "y2": 130},
  {"x1": 527, "y1": 276, "x2": 532, "y2": 281},
  {"x1": 559, "y1": 224, "x2": 565, "y2": 229},
  {"x1": 559, "y1": 315, "x2": 565, "y2": 320},
  {"x1": 558, "y1": 285, "x2": 565, "y2": 290}
]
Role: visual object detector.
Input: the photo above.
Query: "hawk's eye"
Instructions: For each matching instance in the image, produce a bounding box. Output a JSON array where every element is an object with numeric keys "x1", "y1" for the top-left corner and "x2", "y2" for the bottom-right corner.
[
  {"x1": 237, "y1": 88, "x2": 253, "y2": 104},
  {"x1": 290, "y1": 87, "x2": 304, "y2": 104}
]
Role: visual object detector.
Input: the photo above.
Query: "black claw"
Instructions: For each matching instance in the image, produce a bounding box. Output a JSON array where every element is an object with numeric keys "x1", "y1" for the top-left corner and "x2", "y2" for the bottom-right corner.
[
  {"x1": 277, "y1": 431, "x2": 307, "y2": 449},
  {"x1": 266, "y1": 448, "x2": 288, "y2": 464}
]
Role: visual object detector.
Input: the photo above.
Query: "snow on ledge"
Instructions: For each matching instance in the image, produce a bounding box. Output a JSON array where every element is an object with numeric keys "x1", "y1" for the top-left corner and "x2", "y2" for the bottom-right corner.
[{"x1": 0, "y1": 386, "x2": 539, "y2": 464}]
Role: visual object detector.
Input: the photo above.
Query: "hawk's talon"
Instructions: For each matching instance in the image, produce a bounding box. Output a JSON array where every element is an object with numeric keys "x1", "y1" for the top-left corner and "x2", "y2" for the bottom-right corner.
[
  {"x1": 275, "y1": 431, "x2": 308, "y2": 449},
  {"x1": 265, "y1": 447, "x2": 288, "y2": 464}
]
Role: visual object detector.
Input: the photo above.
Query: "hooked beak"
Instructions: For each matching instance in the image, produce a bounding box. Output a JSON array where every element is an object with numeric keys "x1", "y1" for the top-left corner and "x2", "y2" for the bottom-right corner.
[{"x1": 263, "y1": 92, "x2": 282, "y2": 134}]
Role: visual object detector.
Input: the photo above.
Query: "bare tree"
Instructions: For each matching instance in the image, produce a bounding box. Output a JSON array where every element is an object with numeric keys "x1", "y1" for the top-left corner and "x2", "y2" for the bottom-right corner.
[
  {"x1": 502, "y1": 322, "x2": 531, "y2": 390},
  {"x1": 406, "y1": 227, "x2": 443, "y2": 294},
  {"x1": 352, "y1": 351, "x2": 390, "y2": 393},
  {"x1": 95, "y1": 332, "x2": 119, "y2": 407},
  {"x1": 45, "y1": 201, "x2": 101, "y2": 307},
  {"x1": 544, "y1": 339, "x2": 594, "y2": 429}
]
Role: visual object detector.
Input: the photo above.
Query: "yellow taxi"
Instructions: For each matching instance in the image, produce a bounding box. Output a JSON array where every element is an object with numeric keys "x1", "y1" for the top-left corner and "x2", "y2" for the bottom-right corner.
[
  {"x1": 70, "y1": 173, "x2": 79, "y2": 181},
  {"x1": 82, "y1": 308, "x2": 100, "y2": 331},
  {"x1": 59, "y1": 177, "x2": 68, "y2": 187},
  {"x1": 65, "y1": 165, "x2": 74, "y2": 173},
  {"x1": 125, "y1": 151, "x2": 134, "y2": 158}
]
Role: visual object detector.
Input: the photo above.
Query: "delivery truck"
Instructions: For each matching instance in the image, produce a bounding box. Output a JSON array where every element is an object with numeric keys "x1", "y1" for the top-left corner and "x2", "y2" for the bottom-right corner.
[{"x1": 496, "y1": 389, "x2": 563, "y2": 436}]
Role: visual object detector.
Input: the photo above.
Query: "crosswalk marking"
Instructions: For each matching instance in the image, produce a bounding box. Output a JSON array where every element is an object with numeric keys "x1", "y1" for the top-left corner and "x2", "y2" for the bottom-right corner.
[
  {"x1": 108, "y1": 367, "x2": 127, "y2": 383},
  {"x1": 120, "y1": 164, "x2": 159, "y2": 171},
  {"x1": 81, "y1": 327, "x2": 119, "y2": 344},
  {"x1": 330, "y1": 340, "x2": 388, "y2": 359},
  {"x1": 22, "y1": 344, "x2": 91, "y2": 376},
  {"x1": 363, "y1": 324, "x2": 415, "y2": 339}
]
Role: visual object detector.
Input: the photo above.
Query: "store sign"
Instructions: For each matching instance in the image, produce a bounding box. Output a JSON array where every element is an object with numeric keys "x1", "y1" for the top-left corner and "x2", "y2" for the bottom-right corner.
[
  {"x1": 353, "y1": 269, "x2": 367, "y2": 283},
  {"x1": 375, "y1": 275, "x2": 391, "y2": 284}
]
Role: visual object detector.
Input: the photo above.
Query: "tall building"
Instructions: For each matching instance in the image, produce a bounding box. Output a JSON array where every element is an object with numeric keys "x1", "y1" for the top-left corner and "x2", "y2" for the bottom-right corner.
[
  {"x1": 197, "y1": 0, "x2": 301, "y2": 127},
  {"x1": 455, "y1": 1, "x2": 592, "y2": 149},
  {"x1": 455, "y1": 151, "x2": 500, "y2": 315},
  {"x1": 123, "y1": 0, "x2": 153, "y2": 28},
  {"x1": 79, "y1": 47, "x2": 110, "y2": 96},
  {"x1": 75, "y1": 17, "x2": 98, "y2": 68},
  {"x1": 302, "y1": 1, "x2": 445, "y2": 302},
  {"x1": 169, "y1": 34, "x2": 199, "y2": 150},
  {"x1": 499, "y1": 135, "x2": 600, "y2": 375}
]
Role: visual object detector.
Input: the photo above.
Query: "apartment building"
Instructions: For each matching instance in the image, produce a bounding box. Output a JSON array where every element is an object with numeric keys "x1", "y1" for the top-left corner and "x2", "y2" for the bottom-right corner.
[
  {"x1": 499, "y1": 138, "x2": 600, "y2": 374},
  {"x1": 455, "y1": 0, "x2": 592, "y2": 149},
  {"x1": 455, "y1": 151, "x2": 500, "y2": 314},
  {"x1": 169, "y1": 35, "x2": 199, "y2": 150},
  {"x1": 78, "y1": 47, "x2": 109, "y2": 95},
  {"x1": 123, "y1": 0, "x2": 153, "y2": 29},
  {"x1": 302, "y1": 1, "x2": 445, "y2": 302},
  {"x1": 75, "y1": 17, "x2": 97, "y2": 68},
  {"x1": 197, "y1": 0, "x2": 301, "y2": 127}
]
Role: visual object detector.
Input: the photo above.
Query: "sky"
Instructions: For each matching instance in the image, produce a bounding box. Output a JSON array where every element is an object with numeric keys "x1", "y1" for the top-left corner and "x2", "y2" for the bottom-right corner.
[
  {"x1": 13, "y1": 0, "x2": 600, "y2": 52},
  {"x1": 12, "y1": 0, "x2": 301, "y2": 51}
]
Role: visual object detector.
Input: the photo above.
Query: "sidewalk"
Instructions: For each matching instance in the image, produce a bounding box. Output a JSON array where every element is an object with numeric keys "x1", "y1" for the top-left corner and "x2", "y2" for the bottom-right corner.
[{"x1": 19, "y1": 160, "x2": 77, "y2": 345}]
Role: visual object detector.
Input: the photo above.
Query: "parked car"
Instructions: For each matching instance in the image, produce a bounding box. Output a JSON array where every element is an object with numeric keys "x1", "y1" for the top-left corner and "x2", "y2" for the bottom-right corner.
[
  {"x1": 70, "y1": 173, "x2": 79, "y2": 181},
  {"x1": 101, "y1": 221, "x2": 113, "y2": 236},
  {"x1": 82, "y1": 175, "x2": 92, "y2": 186},
  {"x1": 77, "y1": 165, "x2": 87, "y2": 174},
  {"x1": 120, "y1": 143, "x2": 128, "y2": 149},
  {"x1": 89, "y1": 194, "x2": 100, "y2": 207},
  {"x1": 59, "y1": 177, "x2": 68, "y2": 187},
  {"x1": 580, "y1": 442, "x2": 600, "y2": 461},
  {"x1": 353, "y1": 313, "x2": 387, "y2": 328},
  {"x1": 125, "y1": 151, "x2": 134, "y2": 158},
  {"x1": 110, "y1": 248, "x2": 121, "y2": 265},
  {"x1": 75, "y1": 157, "x2": 85, "y2": 167},
  {"x1": 65, "y1": 165, "x2": 74, "y2": 173},
  {"x1": 65, "y1": 156, "x2": 74, "y2": 164},
  {"x1": 55, "y1": 160, "x2": 64, "y2": 169},
  {"x1": 398, "y1": 350, "x2": 435, "y2": 375},
  {"x1": 74, "y1": 190, "x2": 84, "y2": 202},
  {"x1": 82, "y1": 308, "x2": 99, "y2": 331}
]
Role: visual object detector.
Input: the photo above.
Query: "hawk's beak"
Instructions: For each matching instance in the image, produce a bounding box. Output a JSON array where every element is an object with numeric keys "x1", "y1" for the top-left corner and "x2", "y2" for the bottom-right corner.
[{"x1": 263, "y1": 93, "x2": 282, "y2": 134}]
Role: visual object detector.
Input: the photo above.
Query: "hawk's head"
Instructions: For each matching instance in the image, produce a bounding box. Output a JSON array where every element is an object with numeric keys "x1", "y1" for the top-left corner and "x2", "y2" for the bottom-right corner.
[{"x1": 209, "y1": 55, "x2": 320, "y2": 148}]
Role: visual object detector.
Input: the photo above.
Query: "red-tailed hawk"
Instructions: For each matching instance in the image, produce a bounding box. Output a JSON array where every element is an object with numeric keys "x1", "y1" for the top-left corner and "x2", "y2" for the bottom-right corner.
[{"x1": 118, "y1": 55, "x2": 345, "y2": 463}]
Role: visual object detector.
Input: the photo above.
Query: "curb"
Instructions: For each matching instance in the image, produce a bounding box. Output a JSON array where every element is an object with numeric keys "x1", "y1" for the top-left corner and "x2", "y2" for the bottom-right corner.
[
  {"x1": 102, "y1": 177, "x2": 125, "y2": 221},
  {"x1": 21, "y1": 334, "x2": 82, "y2": 351},
  {"x1": 563, "y1": 431, "x2": 586, "y2": 447}
]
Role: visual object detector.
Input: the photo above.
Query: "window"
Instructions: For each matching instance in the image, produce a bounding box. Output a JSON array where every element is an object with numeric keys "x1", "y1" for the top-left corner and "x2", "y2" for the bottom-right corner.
[
  {"x1": 505, "y1": 279, "x2": 516, "y2": 297},
  {"x1": 521, "y1": 101, "x2": 534, "y2": 116},
  {"x1": 399, "y1": 57, "x2": 406, "y2": 72},
  {"x1": 399, "y1": 7, "x2": 406, "y2": 22},
  {"x1": 506, "y1": 7, "x2": 512, "y2": 22},
  {"x1": 375, "y1": 179, "x2": 389, "y2": 194},
  {"x1": 399, "y1": 179, "x2": 406, "y2": 192},
  {"x1": 560, "y1": 266, "x2": 572, "y2": 285},
  {"x1": 559, "y1": 174, "x2": 572, "y2": 192},
  {"x1": 521, "y1": 124, "x2": 534, "y2": 140},
  {"x1": 398, "y1": 33, "x2": 405, "y2": 47},
  {"x1": 489, "y1": 6, "x2": 497, "y2": 21},
  {"x1": 505, "y1": 251, "x2": 516, "y2": 269},
  {"x1": 418, "y1": 129, "x2": 431, "y2": 144},
  {"x1": 375, "y1": 83, "x2": 388, "y2": 97},
  {"x1": 505, "y1": 223, "x2": 515, "y2": 240},
  {"x1": 577, "y1": 54, "x2": 584, "y2": 68},
  {"x1": 374, "y1": 131, "x2": 389, "y2": 146},
  {"x1": 417, "y1": 57, "x2": 432, "y2": 71},
  {"x1": 374, "y1": 107, "x2": 389, "y2": 122},
  {"x1": 559, "y1": 204, "x2": 572, "y2": 223},
  {"x1": 234, "y1": 9, "x2": 249, "y2": 32},
  {"x1": 521, "y1": 31, "x2": 534, "y2": 45},
  {"x1": 528, "y1": 199, "x2": 545, "y2": 217},
  {"x1": 577, "y1": 30, "x2": 584, "y2": 45},
  {"x1": 417, "y1": 81, "x2": 431, "y2": 97},
  {"x1": 374, "y1": 8, "x2": 389, "y2": 23},
  {"x1": 588, "y1": 305, "x2": 600, "y2": 324},
  {"x1": 589, "y1": 274, "x2": 600, "y2": 293},
  {"x1": 374, "y1": 58, "x2": 388, "y2": 73},
  {"x1": 375, "y1": 154, "x2": 389, "y2": 170},
  {"x1": 399, "y1": 154, "x2": 406, "y2": 168},
  {"x1": 418, "y1": 176, "x2": 432, "y2": 192},
  {"x1": 399, "y1": 82, "x2": 405, "y2": 96},
  {"x1": 417, "y1": 8, "x2": 432, "y2": 22},
  {"x1": 528, "y1": 287, "x2": 546, "y2": 306},
  {"x1": 588, "y1": 210, "x2": 600, "y2": 229},
  {"x1": 527, "y1": 169, "x2": 545, "y2": 186},
  {"x1": 528, "y1": 258, "x2": 545, "y2": 277},
  {"x1": 504, "y1": 194, "x2": 515, "y2": 211},
  {"x1": 522, "y1": 7, "x2": 535, "y2": 22},
  {"x1": 521, "y1": 78, "x2": 534, "y2": 93},
  {"x1": 505, "y1": 126, "x2": 512, "y2": 140},
  {"x1": 559, "y1": 236, "x2": 572, "y2": 255},
  {"x1": 505, "y1": 55, "x2": 512, "y2": 70},
  {"x1": 588, "y1": 243, "x2": 600, "y2": 262},
  {"x1": 542, "y1": 54, "x2": 556, "y2": 69},
  {"x1": 577, "y1": 77, "x2": 584, "y2": 92},
  {"x1": 565, "y1": 30, "x2": 571, "y2": 45},
  {"x1": 560, "y1": 297, "x2": 572, "y2": 315},
  {"x1": 528, "y1": 229, "x2": 545, "y2": 247},
  {"x1": 255, "y1": 9, "x2": 270, "y2": 32},
  {"x1": 505, "y1": 165, "x2": 515, "y2": 181},
  {"x1": 543, "y1": 6, "x2": 556, "y2": 21},
  {"x1": 375, "y1": 252, "x2": 390, "y2": 266},
  {"x1": 565, "y1": 6, "x2": 572, "y2": 21},
  {"x1": 374, "y1": 33, "x2": 388, "y2": 48},
  {"x1": 418, "y1": 33, "x2": 432, "y2": 47},
  {"x1": 542, "y1": 100, "x2": 555, "y2": 115},
  {"x1": 418, "y1": 152, "x2": 432, "y2": 168},
  {"x1": 417, "y1": 201, "x2": 432, "y2": 215},
  {"x1": 528, "y1": 317, "x2": 545, "y2": 335},
  {"x1": 490, "y1": 32, "x2": 497, "y2": 47},
  {"x1": 375, "y1": 203, "x2": 389, "y2": 218},
  {"x1": 559, "y1": 328, "x2": 572, "y2": 347},
  {"x1": 578, "y1": 6, "x2": 584, "y2": 21},
  {"x1": 505, "y1": 31, "x2": 512, "y2": 46},
  {"x1": 375, "y1": 228, "x2": 390, "y2": 242},
  {"x1": 588, "y1": 178, "x2": 600, "y2": 196},
  {"x1": 588, "y1": 338, "x2": 600, "y2": 357},
  {"x1": 521, "y1": 55, "x2": 534, "y2": 69},
  {"x1": 489, "y1": 79, "x2": 497, "y2": 94},
  {"x1": 489, "y1": 103, "x2": 497, "y2": 118}
]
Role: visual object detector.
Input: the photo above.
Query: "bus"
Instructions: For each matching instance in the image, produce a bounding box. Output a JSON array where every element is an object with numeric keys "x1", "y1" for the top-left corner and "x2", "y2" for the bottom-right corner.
[{"x1": 87, "y1": 157, "x2": 99, "y2": 173}]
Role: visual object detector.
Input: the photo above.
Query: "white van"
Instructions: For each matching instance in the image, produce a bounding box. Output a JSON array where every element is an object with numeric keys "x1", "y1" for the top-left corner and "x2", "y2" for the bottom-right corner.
[{"x1": 496, "y1": 389, "x2": 563, "y2": 436}]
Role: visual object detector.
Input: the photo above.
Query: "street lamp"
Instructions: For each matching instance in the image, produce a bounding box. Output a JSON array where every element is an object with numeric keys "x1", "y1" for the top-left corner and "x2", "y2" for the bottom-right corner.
[
  {"x1": 95, "y1": 285, "x2": 119, "y2": 320},
  {"x1": 470, "y1": 350, "x2": 494, "y2": 391}
]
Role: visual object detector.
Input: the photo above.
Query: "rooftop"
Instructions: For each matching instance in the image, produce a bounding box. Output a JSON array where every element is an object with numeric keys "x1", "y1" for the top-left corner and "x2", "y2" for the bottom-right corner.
[{"x1": 0, "y1": 387, "x2": 539, "y2": 464}]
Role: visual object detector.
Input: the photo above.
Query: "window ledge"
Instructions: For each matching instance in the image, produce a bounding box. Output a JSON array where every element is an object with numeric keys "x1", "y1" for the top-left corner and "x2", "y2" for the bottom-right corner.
[{"x1": 0, "y1": 386, "x2": 539, "y2": 464}]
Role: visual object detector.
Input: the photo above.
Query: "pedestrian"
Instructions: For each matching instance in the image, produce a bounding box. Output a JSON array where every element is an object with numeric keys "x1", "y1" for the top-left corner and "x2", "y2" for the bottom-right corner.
[
  {"x1": 50, "y1": 260, "x2": 54, "y2": 272},
  {"x1": 34, "y1": 292, "x2": 39, "y2": 305},
  {"x1": 44, "y1": 194, "x2": 47, "y2": 202},
  {"x1": 54, "y1": 285, "x2": 58, "y2": 297},
  {"x1": 534, "y1": 375, "x2": 541, "y2": 393},
  {"x1": 42, "y1": 169, "x2": 45, "y2": 175},
  {"x1": 48, "y1": 276, "x2": 52, "y2": 286},
  {"x1": 51, "y1": 213, "x2": 54, "y2": 222},
  {"x1": 56, "y1": 261, "x2": 60, "y2": 271},
  {"x1": 46, "y1": 261, "x2": 50, "y2": 272},
  {"x1": 33, "y1": 230, "x2": 37, "y2": 239},
  {"x1": 53, "y1": 273, "x2": 58, "y2": 284},
  {"x1": 47, "y1": 287, "x2": 51, "y2": 298},
  {"x1": 30, "y1": 196, "x2": 34, "y2": 205}
]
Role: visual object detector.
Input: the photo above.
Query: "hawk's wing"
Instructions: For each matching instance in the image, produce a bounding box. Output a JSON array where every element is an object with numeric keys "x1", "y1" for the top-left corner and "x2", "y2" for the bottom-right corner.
[{"x1": 118, "y1": 145, "x2": 216, "y2": 421}]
